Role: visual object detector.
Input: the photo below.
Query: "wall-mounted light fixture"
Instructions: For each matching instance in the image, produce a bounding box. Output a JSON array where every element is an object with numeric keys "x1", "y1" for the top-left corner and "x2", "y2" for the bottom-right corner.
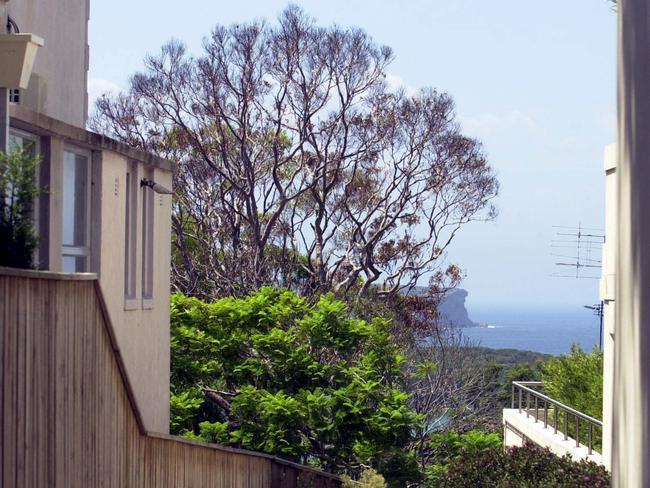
[
  {"x1": 140, "y1": 178, "x2": 172, "y2": 195},
  {"x1": 7, "y1": 16, "x2": 21, "y2": 35}
]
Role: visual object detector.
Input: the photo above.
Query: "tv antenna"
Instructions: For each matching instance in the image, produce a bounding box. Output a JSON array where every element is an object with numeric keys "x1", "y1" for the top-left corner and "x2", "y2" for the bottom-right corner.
[{"x1": 550, "y1": 223, "x2": 604, "y2": 279}]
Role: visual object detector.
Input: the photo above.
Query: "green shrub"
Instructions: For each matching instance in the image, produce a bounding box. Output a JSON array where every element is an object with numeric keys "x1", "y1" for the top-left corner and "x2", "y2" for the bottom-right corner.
[
  {"x1": 342, "y1": 468, "x2": 387, "y2": 488},
  {"x1": 541, "y1": 344, "x2": 603, "y2": 421},
  {"x1": 0, "y1": 147, "x2": 42, "y2": 269},
  {"x1": 170, "y1": 288, "x2": 420, "y2": 485},
  {"x1": 540, "y1": 344, "x2": 603, "y2": 451},
  {"x1": 499, "y1": 361, "x2": 543, "y2": 406},
  {"x1": 423, "y1": 431, "x2": 502, "y2": 486},
  {"x1": 438, "y1": 442, "x2": 610, "y2": 488}
]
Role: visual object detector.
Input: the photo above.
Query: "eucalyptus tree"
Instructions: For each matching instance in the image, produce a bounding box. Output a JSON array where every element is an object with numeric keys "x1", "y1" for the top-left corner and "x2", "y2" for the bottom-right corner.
[{"x1": 91, "y1": 6, "x2": 498, "y2": 300}]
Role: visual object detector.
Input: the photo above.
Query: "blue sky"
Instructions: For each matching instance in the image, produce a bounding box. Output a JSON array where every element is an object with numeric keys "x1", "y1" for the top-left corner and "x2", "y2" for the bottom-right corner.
[{"x1": 88, "y1": 1, "x2": 616, "y2": 309}]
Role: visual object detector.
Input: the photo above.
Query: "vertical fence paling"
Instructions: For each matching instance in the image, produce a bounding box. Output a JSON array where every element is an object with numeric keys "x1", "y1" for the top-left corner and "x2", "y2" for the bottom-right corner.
[
  {"x1": 510, "y1": 381, "x2": 602, "y2": 456},
  {"x1": 0, "y1": 272, "x2": 342, "y2": 488}
]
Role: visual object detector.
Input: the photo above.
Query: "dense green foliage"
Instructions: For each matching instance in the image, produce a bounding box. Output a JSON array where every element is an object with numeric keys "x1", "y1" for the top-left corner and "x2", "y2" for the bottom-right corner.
[
  {"x1": 540, "y1": 345, "x2": 604, "y2": 451},
  {"x1": 0, "y1": 148, "x2": 41, "y2": 269},
  {"x1": 423, "y1": 431, "x2": 502, "y2": 486},
  {"x1": 436, "y1": 442, "x2": 610, "y2": 487},
  {"x1": 170, "y1": 287, "x2": 606, "y2": 485},
  {"x1": 498, "y1": 360, "x2": 543, "y2": 406},
  {"x1": 478, "y1": 347, "x2": 550, "y2": 367},
  {"x1": 541, "y1": 345, "x2": 603, "y2": 421},
  {"x1": 342, "y1": 468, "x2": 388, "y2": 488},
  {"x1": 170, "y1": 288, "x2": 420, "y2": 485}
]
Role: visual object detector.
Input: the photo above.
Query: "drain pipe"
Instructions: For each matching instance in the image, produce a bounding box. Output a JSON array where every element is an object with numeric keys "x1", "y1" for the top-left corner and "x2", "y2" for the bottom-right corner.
[
  {"x1": 0, "y1": 12, "x2": 9, "y2": 154},
  {"x1": 0, "y1": 87, "x2": 7, "y2": 154}
]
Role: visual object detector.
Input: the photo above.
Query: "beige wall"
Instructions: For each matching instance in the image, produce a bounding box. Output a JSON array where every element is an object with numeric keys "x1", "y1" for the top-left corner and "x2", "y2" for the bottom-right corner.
[
  {"x1": 97, "y1": 152, "x2": 172, "y2": 434},
  {"x1": 0, "y1": 2, "x2": 7, "y2": 30},
  {"x1": 6, "y1": 0, "x2": 89, "y2": 127}
]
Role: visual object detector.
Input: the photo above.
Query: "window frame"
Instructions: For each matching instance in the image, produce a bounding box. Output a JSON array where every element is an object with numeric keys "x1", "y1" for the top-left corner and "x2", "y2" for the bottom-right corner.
[
  {"x1": 8, "y1": 129, "x2": 42, "y2": 265},
  {"x1": 141, "y1": 168, "x2": 155, "y2": 308},
  {"x1": 61, "y1": 144, "x2": 92, "y2": 273},
  {"x1": 124, "y1": 161, "x2": 139, "y2": 310}
]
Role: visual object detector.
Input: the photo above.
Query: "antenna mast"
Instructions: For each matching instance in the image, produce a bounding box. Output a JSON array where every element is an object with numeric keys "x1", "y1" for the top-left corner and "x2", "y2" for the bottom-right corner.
[{"x1": 550, "y1": 222, "x2": 605, "y2": 279}]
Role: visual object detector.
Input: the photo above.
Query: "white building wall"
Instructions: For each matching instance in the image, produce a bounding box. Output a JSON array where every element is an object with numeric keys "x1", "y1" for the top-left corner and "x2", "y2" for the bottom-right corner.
[
  {"x1": 612, "y1": 1, "x2": 650, "y2": 484},
  {"x1": 600, "y1": 143, "x2": 616, "y2": 471}
]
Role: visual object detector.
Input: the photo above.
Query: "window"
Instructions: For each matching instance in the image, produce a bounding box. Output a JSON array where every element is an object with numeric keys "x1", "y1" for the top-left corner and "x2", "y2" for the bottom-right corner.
[
  {"x1": 124, "y1": 162, "x2": 138, "y2": 304},
  {"x1": 9, "y1": 89, "x2": 20, "y2": 104},
  {"x1": 8, "y1": 130, "x2": 37, "y2": 153},
  {"x1": 62, "y1": 148, "x2": 91, "y2": 272},
  {"x1": 5, "y1": 130, "x2": 40, "y2": 264},
  {"x1": 5, "y1": 130, "x2": 39, "y2": 209},
  {"x1": 141, "y1": 169, "x2": 154, "y2": 305}
]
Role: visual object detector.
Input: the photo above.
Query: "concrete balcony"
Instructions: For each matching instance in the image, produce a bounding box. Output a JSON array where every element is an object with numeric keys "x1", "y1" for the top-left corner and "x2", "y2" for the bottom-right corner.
[{"x1": 503, "y1": 381, "x2": 603, "y2": 466}]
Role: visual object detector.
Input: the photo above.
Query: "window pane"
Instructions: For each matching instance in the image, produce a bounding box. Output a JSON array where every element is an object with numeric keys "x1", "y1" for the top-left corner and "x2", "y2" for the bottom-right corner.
[
  {"x1": 124, "y1": 164, "x2": 137, "y2": 299},
  {"x1": 9, "y1": 133, "x2": 37, "y2": 155},
  {"x1": 142, "y1": 181, "x2": 154, "y2": 300},
  {"x1": 62, "y1": 151, "x2": 88, "y2": 246},
  {"x1": 6, "y1": 134, "x2": 38, "y2": 205},
  {"x1": 62, "y1": 255, "x2": 86, "y2": 273}
]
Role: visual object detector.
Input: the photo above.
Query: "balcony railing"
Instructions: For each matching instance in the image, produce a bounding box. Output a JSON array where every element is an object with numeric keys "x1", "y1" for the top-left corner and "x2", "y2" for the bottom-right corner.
[{"x1": 511, "y1": 381, "x2": 603, "y2": 455}]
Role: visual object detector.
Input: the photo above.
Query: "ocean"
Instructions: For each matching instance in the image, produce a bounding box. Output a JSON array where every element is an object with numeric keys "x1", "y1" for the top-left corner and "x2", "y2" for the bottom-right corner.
[{"x1": 460, "y1": 306, "x2": 601, "y2": 356}]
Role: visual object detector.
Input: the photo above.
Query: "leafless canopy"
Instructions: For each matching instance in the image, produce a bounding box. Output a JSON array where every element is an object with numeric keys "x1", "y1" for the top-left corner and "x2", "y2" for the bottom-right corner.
[{"x1": 91, "y1": 6, "x2": 498, "y2": 300}]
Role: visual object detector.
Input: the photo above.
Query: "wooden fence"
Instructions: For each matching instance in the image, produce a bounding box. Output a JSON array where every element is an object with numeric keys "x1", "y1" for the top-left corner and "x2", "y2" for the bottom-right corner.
[{"x1": 0, "y1": 268, "x2": 341, "y2": 488}]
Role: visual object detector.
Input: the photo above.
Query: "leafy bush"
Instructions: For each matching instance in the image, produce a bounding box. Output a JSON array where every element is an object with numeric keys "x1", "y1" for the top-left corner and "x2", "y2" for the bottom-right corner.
[
  {"x1": 499, "y1": 361, "x2": 543, "y2": 406},
  {"x1": 0, "y1": 147, "x2": 42, "y2": 269},
  {"x1": 423, "y1": 431, "x2": 502, "y2": 486},
  {"x1": 170, "y1": 288, "x2": 420, "y2": 485},
  {"x1": 541, "y1": 344, "x2": 603, "y2": 421},
  {"x1": 540, "y1": 345, "x2": 603, "y2": 451},
  {"x1": 342, "y1": 468, "x2": 387, "y2": 488},
  {"x1": 438, "y1": 442, "x2": 610, "y2": 488},
  {"x1": 429, "y1": 430, "x2": 502, "y2": 460}
]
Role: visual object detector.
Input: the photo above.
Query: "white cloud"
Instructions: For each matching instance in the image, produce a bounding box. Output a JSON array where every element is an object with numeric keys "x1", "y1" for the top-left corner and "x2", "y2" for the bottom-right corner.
[
  {"x1": 383, "y1": 72, "x2": 417, "y2": 96},
  {"x1": 87, "y1": 77, "x2": 122, "y2": 110},
  {"x1": 458, "y1": 110, "x2": 537, "y2": 139}
]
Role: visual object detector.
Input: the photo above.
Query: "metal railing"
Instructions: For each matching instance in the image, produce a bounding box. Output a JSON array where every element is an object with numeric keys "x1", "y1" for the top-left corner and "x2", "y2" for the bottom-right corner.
[{"x1": 510, "y1": 381, "x2": 603, "y2": 455}]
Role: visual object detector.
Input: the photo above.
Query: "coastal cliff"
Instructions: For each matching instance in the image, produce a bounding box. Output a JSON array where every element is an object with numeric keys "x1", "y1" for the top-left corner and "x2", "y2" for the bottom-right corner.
[
  {"x1": 438, "y1": 288, "x2": 478, "y2": 328},
  {"x1": 410, "y1": 286, "x2": 478, "y2": 328}
]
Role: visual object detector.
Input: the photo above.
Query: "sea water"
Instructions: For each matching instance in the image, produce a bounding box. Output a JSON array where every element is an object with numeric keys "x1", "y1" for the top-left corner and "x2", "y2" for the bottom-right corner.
[{"x1": 460, "y1": 306, "x2": 601, "y2": 356}]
